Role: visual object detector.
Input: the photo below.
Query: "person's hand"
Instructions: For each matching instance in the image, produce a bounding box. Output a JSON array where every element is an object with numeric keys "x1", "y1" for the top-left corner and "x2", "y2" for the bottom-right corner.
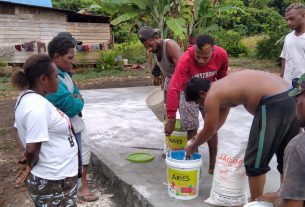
[
  {"x1": 185, "y1": 140, "x2": 197, "y2": 159},
  {"x1": 164, "y1": 118, "x2": 176, "y2": 136},
  {"x1": 15, "y1": 165, "x2": 31, "y2": 185}
]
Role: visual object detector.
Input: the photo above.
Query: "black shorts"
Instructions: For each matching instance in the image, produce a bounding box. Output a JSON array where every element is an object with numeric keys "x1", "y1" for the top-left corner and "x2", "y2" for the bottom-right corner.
[{"x1": 245, "y1": 89, "x2": 300, "y2": 176}]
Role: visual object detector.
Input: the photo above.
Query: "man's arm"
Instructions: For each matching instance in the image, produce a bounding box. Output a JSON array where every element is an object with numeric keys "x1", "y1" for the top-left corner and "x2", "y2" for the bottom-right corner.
[
  {"x1": 164, "y1": 40, "x2": 183, "y2": 135},
  {"x1": 167, "y1": 40, "x2": 182, "y2": 65},
  {"x1": 280, "y1": 42, "x2": 286, "y2": 78},
  {"x1": 165, "y1": 57, "x2": 191, "y2": 135},
  {"x1": 186, "y1": 94, "x2": 228, "y2": 156},
  {"x1": 280, "y1": 58, "x2": 285, "y2": 78}
]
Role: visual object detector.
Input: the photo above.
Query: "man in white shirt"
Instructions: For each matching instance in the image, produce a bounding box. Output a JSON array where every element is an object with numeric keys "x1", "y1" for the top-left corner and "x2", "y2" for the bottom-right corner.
[{"x1": 281, "y1": 3, "x2": 305, "y2": 83}]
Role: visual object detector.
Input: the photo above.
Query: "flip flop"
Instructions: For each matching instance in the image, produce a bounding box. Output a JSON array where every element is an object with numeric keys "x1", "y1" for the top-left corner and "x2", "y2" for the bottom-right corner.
[{"x1": 78, "y1": 193, "x2": 99, "y2": 202}]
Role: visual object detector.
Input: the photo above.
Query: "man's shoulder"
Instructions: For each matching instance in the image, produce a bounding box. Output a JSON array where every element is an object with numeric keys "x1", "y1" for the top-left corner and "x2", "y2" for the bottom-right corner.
[
  {"x1": 286, "y1": 132, "x2": 305, "y2": 152},
  {"x1": 284, "y1": 31, "x2": 296, "y2": 41}
]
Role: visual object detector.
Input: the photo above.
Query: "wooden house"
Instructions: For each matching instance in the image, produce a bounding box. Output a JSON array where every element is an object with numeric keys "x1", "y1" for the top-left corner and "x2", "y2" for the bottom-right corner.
[{"x1": 0, "y1": 0, "x2": 111, "y2": 64}]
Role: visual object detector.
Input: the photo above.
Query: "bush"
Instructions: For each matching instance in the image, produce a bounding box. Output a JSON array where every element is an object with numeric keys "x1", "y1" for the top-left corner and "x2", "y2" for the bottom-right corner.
[
  {"x1": 114, "y1": 41, "x2": 146, "y2": 64},
  {"x1": 96, "y1": 50, "x2": 122, "y2": 71},
  {"x1": 209, "y1": 30, "x2": 248, "y2": 57},
  {"x1": 112, "y1": 23, "x2": 138, "y2": 44},
  {"x1": 241, "y1": 34, "x2": 267, "y2": 57},
  {"x1": 256, "y1": 9, "x2": 289, "y2": 61},
  {"x1": 95, "y1": 41, "x2": 146, "y2": 71}
]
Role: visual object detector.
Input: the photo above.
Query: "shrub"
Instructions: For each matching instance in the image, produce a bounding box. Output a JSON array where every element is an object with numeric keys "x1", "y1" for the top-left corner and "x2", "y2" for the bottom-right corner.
[
  {"x1": 241, "y1": 34, "x2": 267, "y2": 56},
  {"x1": 114, "y1": 41, "x2": 146, "y2": 64},
  {"x1": 256, "y1": 9, "x2": 289, "y2": 61},
  {"x1": 112, "y1": 23, "x2": 138, "y2": 44},
  {"x1": 96, "y1": 50, "x2": 122, "y2": 71},
  {"x1": 96, "y1": 41, "x2": 147, "y2": 71},
  {"x1": 209, "y1": 30, "x2": 248, "y2": 57}
]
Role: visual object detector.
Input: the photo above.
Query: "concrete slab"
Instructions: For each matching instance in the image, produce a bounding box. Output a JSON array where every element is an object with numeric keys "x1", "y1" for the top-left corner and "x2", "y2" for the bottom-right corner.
[{"x1": 82, "y1": 86, "x2": 281, "y2": 207}]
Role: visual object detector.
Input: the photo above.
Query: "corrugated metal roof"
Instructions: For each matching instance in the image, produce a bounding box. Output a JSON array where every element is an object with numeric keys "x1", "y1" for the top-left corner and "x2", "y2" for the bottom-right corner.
[{"x1": 0, "y1": 0, "x2": 52, "y2": 7}]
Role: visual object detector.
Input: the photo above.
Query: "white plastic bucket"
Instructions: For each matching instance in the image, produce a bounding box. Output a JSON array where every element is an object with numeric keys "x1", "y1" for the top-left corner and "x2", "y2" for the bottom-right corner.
[
  {"x1": 164, "y1": 131, "x2": 188, "y2": 154},
  {"x1": 243, "y1": 201, "x2": 274, "y2": 207},
  {"x1": 164, "y1": 119, "x2": 187, "y2": 154},
  {"x1": 166, "y1": 150, "x2": 202, "y2": 200},
  {"x1": 145, "y1": 88, "x2": 164, "y2": 122}
]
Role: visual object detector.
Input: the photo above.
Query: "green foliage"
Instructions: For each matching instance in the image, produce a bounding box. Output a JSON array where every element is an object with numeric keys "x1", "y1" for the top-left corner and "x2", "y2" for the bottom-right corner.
[
  {"x1": 114, "y1": 41, "x2": 146, "y2": 64},
  {"x1": 96, "y1": 50, "x2": 122, "y2": 71},
  {"x1": 256, "y1": 10, "x2": 289, "y2": 61},
  {"x1": 112, "y1": 23, "x2": 138, "y2": 44},
  {"x1": 241, "y1": 34, "x2": 267, "y2": 57},
  {"x1": 52, "y1": 0, "x2": 95, "y2": 11},
  {"x1": 210, "y1": 30, "x2": 248, "y2": 57},
  {"x1": 0, "y1": 58, "x2": 6, "y2": 67},
  {"x1": 96, "y1": 41, "x2": 146, "y2": 71}
]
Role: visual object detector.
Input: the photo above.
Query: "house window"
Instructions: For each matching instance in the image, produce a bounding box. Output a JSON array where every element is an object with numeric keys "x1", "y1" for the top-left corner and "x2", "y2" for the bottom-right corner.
[{"x1": 0, "y1": 5, "x2": 15, "y2": 15}]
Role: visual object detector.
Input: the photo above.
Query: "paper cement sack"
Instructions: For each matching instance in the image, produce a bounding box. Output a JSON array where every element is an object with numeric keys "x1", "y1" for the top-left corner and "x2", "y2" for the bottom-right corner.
[{"x1": 205, "y1": 133, "x2": 248, "y2": 206}]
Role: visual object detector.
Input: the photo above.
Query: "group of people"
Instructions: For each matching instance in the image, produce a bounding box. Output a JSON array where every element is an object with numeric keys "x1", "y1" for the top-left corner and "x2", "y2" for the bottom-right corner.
[
  {"x1": 139, "y1": 2, "x2": 305, "y2": 207},
  {"x1": 11, "y1": 2, "x2": 305, "y2": 207},
  {"x1": 12, "y1": 32, "x2": 98, "y2": 206}
]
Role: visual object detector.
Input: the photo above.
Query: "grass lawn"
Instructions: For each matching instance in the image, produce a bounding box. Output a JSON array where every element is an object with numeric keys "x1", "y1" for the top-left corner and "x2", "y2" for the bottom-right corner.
[
  {"x1": 73, "y1": 67, "x2": 150, "y2": 81},
  {"x1": 229, "y1": 57, "x2": 280, "y2": 72}
]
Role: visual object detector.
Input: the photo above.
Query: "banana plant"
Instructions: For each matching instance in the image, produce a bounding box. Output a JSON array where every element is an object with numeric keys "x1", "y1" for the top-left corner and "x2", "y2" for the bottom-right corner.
[
  {"x1": 101, "y1": 0, "x2": 240, "y2": 41},
  {"x1": 101, "y1": 0, "x2": 188, "y2": 40}
]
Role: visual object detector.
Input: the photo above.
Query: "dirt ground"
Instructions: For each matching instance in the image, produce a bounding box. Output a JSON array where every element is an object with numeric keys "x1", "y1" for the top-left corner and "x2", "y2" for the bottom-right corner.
[{"x1": 0, "y1": 77, "x2": 152, "y2": 207}]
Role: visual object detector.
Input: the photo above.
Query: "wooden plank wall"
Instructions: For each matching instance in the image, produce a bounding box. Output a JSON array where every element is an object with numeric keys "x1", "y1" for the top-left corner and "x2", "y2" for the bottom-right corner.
[
  {"x1": 0, "y1": 6, "x2": 67, "y2": 63},
  {"x1": 67, "y1": 22, "x2": 111, "y2": 45},
  {"x1": 0, "y1": 5, "x2": 111, "y2": 64}
]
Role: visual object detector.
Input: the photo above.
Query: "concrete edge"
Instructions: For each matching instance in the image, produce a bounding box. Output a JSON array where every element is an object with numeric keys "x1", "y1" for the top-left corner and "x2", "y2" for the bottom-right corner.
[{"x1": 90, "y1": 153, "x2": 154, "y2": 207}]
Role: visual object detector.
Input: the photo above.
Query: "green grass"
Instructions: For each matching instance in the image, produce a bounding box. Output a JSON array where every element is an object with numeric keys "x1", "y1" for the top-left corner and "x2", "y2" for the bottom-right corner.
[
  {"x1": 0, "y1": 76, "x2": 16, "y2": 99},
  {"x1": 229, "y1": 57, "x2": 280, "y2": 72},
  {"x1": 73, "y1": 68, "x2": 150, "y2": 81}
]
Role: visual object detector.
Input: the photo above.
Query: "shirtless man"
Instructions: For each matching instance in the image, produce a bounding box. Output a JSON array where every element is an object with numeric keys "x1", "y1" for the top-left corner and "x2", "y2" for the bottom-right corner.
[{"x1": 184, "y1": 70, "x2": 300, "y2": 201}]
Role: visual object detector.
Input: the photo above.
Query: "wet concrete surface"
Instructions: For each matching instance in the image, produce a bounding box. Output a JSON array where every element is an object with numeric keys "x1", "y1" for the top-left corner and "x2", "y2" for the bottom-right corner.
[{"x1": 82, "y1": 86, "x2": 280, "y2": 207}]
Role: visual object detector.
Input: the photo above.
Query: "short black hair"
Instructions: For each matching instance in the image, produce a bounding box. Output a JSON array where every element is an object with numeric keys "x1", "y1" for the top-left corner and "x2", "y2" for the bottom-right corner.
[
  {"x1": 184, "y1": 77, "x2": 211, "y2": 102},
  {"x1": 48, "y1": 36, "x2": 75, "y2": 59},
  {"x1": 195, "y1": 35, "x2": 214, "y2": 49}
]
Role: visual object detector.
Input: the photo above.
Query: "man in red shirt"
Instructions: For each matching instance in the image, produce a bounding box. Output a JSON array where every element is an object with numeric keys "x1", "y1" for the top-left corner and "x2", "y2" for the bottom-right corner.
[{"x1": 165, "y1": 35, "x2": 228, "y2": 173}]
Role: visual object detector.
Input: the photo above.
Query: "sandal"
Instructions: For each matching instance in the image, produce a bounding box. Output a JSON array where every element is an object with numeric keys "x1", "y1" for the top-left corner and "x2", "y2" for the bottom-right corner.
[{"x1": 78, "y1": 193, "x2": 99, "y2": 202}]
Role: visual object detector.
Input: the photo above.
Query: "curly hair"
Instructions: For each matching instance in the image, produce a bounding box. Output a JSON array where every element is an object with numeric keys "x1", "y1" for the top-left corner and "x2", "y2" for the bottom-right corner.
[
  {"x1": 48, "y1": 36, "x2": 75, "y2": 59},
  {"x1": 286, "y1": 3, "x2": 305, "y2": 13}
]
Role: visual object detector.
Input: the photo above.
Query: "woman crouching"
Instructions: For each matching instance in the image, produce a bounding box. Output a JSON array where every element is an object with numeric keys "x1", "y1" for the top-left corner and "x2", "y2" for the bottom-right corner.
[{"x1": 12, "y1": 54, "x2": 79, "y2": 207}]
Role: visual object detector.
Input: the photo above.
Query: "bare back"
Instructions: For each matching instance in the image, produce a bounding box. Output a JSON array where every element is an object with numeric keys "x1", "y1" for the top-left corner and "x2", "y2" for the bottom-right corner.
[{"x1": 206, "y1": 70, "x2": 290, "y2": 115}]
